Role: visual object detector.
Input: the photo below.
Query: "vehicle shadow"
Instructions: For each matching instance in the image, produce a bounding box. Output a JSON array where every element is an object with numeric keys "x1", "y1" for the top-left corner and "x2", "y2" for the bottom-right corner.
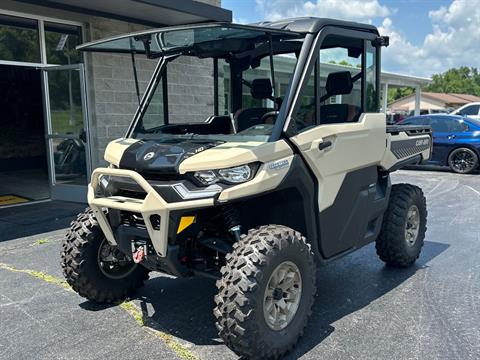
[
  {"x1": 82, "y1": 240, "x2": 449, "y2": 357},
  {"x1": 285, "y1": 240, "x2": 448, "y2": 359}
]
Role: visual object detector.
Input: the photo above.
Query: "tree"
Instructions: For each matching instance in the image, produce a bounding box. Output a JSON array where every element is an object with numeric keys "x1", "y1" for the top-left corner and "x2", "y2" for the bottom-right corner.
[
  {"x1": 424, "y1": 67, "x2": 480, "y2": 96},
  {"x1": 388, "y1": 87, "x2": 414, "y2": 104}
]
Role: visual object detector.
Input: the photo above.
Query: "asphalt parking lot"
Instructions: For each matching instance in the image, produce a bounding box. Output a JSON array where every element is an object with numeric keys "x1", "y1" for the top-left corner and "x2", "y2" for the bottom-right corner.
[{"x1": 1, "y1": 168, "x2": 479, "y2": 360}]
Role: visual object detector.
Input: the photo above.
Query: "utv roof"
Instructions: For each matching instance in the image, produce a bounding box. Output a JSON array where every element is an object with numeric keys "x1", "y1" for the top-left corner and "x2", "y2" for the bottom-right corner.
[
  {"x1": 77, "y1": 18, "x2": 379, "y2": 55},
  {"x1": 251, "y1": 17, "x2": 379, "y2": 35}
]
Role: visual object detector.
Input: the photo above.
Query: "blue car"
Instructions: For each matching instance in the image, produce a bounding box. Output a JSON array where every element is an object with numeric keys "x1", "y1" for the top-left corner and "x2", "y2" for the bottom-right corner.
[{"x1": 398, "y1": 114, "x2": 480, "y2": 174}]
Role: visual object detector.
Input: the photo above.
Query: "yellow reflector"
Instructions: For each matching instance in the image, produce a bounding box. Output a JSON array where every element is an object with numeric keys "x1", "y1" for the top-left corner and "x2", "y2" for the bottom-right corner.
[{"x1": 177, "y1": 216, "x2": 196, "y2": 234}]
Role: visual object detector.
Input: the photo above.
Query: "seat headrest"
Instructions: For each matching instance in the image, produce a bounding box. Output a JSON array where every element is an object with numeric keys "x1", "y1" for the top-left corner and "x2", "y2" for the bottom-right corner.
[
  {"x1": 325, "y1": 71, "x2": 353, "y2": 96},
  {"x1": 251, "y1": 78, "x2": 272, "y2": 99}
]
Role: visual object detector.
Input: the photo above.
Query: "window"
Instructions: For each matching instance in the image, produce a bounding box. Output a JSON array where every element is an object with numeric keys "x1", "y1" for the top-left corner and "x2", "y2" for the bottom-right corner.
[
  {"x1": 168, "y1": 57, "x2": 215, "y2": 123},
  {"x1": 0, "y1": 14, "x2": 40, "y2": 63},
  {"x1": 459, "y1": 105, "x2": 479, "y2": 116},
  {"x1": 401, "y1": 116, "x2": 430, "y2": 125},
  {"x1": 218, "y1": 59, "x2": 231, "y2": 115},
  {"x1": 44, "y1": 22, "x2": 83, "y2": 65},
  {"x1": 293, "y1": 34, "x2": 373, "y2": 132},
  {"x1": 142, "y1": 74, "x2": 166, "y2": 130},
  {"x1": 429, "y1": 118, "x2": 449, "y2": 132},
  {"x1": 292, "y1": 64, "x2": 316, "y2": 132},
  {"x1": 241, "y1": 54, "x2": 297, "y2": 110},
  {"x1": 450, "y1": 120, "x2": 469, "y2": 132},
  {"x1": 129, "y1": 26, "x2": 305, "y2": 141},
  {"x1": 319, "y1": 35, "x2": 363, "y2": 125},
  {"x1": 438, "y1": 117, "x2": 469, "y2": 132},
  {"x1": 365, "y1": 41, "x2": 378, "y2": 112},
  {"x1": 427, "y1": 116, "x2": 469, "y2": 132}
]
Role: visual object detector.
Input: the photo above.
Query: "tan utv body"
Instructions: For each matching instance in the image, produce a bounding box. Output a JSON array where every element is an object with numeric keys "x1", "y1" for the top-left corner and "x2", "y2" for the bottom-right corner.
[{"x1": 62, "y1": 18, "x2": 432, "y2": 360}]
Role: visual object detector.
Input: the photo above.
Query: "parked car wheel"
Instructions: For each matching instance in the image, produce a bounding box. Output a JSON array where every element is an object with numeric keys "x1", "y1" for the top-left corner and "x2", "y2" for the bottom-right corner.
[{"x1": 448, "y1": 147, "x2": 478, "y2": 174}]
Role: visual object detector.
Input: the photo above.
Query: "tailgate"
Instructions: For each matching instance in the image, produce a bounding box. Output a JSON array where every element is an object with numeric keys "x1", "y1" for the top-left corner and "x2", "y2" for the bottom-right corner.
[{"x1": 381, "y1": 125, "x2": 432, "y2": 171}]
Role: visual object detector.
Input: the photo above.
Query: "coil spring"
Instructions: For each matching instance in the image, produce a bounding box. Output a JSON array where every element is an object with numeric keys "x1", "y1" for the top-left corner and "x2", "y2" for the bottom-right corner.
[{"x1": 222, "y1": 204, "x2": 240, "y2": 230}]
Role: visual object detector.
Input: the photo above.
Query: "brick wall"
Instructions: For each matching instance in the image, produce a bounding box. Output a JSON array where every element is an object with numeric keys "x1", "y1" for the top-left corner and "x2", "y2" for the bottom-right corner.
[{"x1": 86, "y1": 0, "x2": 221, "y2": 167}]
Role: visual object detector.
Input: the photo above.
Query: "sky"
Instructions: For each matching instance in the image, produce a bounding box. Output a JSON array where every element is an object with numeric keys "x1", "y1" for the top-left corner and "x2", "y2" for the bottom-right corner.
[{"x1": 222, "y1": 0, "x2": 480, "y2": 78}]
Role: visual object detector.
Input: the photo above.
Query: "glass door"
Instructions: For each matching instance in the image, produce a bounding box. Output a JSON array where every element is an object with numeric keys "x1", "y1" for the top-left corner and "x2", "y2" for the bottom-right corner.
[{"x1": 43, "y1": 64, "x2": 90, "y2": 202}]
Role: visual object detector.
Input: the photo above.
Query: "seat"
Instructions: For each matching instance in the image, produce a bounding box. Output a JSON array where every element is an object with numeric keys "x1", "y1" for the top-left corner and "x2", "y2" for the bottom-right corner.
[
  {"x1": 319, "y1": 71, "x2": 360, "y2": 124},
  {"x1": 320, "y1": 104, "x2": 360, "y2": 124},
  {"x1": 235, "y1": 78, "x2": 274, "y2": 132}
]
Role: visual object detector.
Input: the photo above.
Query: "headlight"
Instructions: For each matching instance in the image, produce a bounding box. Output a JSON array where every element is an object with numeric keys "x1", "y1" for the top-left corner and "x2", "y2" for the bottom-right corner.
[
  {"x1": 218, "y1": 165, "x2": 252, "y2": 183},
  {"x1": 194, "y1": 164, "x2": 256, "y2": 185}
]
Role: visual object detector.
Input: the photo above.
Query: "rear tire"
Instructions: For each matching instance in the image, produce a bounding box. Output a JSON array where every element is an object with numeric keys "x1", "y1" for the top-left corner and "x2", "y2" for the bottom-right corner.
[
  {"x1": 376, "y1": 184, "x2": 427, "y2": 267},
  {"x1": 448, "y1": 147, "x2": 478, "y2": 174},
  {"x1": 214, "y1": 225, "x2": 316, "y2": 359},
  {"x1": 61, "y1": 208, "x2": 149, "y2": 303}
]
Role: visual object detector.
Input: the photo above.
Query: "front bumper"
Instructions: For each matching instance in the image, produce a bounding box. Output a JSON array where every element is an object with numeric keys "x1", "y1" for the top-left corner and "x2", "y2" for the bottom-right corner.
[{"x1": 88, "y1": 167, "x2": 214, "y2": 257}]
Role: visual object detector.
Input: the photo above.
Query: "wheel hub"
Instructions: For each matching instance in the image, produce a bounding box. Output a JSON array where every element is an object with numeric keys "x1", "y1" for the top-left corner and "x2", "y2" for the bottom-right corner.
[
  {"x1": 263, "y1": 261, "x2": 302, "y2": 331},
  {"x1": 97, "y1": 239, "x2": 137, "y2": 279},
  {"x1": 405, "y1": 205, "x2": 420, "y2": 247},
  {"x1": 452, "y1": 150, "x2": 475, "y2": 172}
]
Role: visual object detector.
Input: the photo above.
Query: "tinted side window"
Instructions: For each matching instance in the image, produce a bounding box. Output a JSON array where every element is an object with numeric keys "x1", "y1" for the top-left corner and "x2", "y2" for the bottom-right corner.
[
  {"x1": 447, "y1": 118, "x2": 468, "y2": 132},
  {"x1": 402, "y1": 117, "x2": 430, "y2": 125},
  {"x1": 459, "y1": 105, "x2": 480, "y2": 116},
  {"x1": 430, "y1": 118, "x2": 449, "y2": 132}
]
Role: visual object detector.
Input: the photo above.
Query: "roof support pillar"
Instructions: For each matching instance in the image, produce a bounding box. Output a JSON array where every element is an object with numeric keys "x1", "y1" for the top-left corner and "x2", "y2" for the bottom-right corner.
[
  {"x1": 414, "y1": 86, "x2": 421, "y2": 116},
  {"x1": 382, "y1": 82, "x2": 389, "y2": 114}
]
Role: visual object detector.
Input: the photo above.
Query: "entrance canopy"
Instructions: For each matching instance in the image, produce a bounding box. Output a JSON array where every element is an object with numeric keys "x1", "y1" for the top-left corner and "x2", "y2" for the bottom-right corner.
[
  {"x1": 381, "y1": 71, "x2": 432, "y2": 116},
  {"x1": 13, "y1": 0, "x2": 232, "y2": 26}
]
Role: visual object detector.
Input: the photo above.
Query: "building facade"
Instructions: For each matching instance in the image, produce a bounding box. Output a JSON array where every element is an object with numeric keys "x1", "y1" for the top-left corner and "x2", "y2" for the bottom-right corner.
[
  {"x1": 0, "y1": 0, "x2": 231, "y2": 205},
  {"x1": 390, "y1": 92, "x2": 480, "y2": 115}
]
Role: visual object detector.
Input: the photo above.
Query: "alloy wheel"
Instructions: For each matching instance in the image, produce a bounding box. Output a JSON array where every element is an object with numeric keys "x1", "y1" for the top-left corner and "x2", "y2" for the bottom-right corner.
[{"x1": 263, "y1": 261, "x2": 302, "y2": 331}]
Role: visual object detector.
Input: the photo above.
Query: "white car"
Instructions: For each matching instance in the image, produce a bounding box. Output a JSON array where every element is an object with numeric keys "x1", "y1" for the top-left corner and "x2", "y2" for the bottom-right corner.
[{"x1": 451, "y1": 102, "x2": 480, "y2": 120}]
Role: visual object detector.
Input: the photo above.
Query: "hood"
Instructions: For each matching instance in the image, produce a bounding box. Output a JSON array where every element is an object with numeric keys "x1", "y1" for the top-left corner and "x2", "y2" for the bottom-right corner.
[{"x1": 118, "y1": 139, "x2": 222, "y2": 175}]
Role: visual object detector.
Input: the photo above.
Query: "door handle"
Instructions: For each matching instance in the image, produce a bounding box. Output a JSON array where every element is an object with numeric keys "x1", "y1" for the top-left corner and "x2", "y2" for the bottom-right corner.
[
  {"x1": 447, "y1": 134, "x2": 456, "y2": 140},
  {"x1": 318, "y1": 140, "x2": 332, "y2": 151}
]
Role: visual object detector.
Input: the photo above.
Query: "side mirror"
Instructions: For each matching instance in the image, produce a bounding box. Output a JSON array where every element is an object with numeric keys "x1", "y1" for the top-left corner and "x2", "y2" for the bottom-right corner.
[{"x1": 373, "y1": 36, "x2": 389, "y2": 47}]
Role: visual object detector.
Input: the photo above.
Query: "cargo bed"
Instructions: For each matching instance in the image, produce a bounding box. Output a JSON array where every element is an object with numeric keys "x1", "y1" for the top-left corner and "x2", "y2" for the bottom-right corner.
[{"x1": 381, "y1": 124, "x2": 432, "y2": 171}]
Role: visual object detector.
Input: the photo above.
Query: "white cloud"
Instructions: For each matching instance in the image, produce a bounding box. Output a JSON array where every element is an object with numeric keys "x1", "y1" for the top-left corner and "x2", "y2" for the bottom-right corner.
[
  {"x1": 381, "y1": 0, "x2": 480, "y2": 76},
  {"x1": 255, "y1": 0, "x2": 390, "y2": 23},
  {"x1": 254, "y1": 0, "x2": 480, "y2": 77}
]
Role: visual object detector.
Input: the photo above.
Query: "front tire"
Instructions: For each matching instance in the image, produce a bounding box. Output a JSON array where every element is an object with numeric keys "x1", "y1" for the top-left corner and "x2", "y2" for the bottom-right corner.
[
  {"x1": 61, "y1": 208, "x2": 149, "y2": 303},
  {"x1": 214, "y1": 225, "x2": 316, "y2": 359},
  {"x1": 448, "y1": 147, "x2": 478, "y2": 174},
  {"x1": 376, "y1": 184, "x2": 427, "y2": 267}
]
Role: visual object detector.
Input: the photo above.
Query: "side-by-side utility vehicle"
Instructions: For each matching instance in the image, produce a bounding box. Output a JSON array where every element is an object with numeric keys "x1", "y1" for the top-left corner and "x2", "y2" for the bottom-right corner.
[{"x1": 62, "y1": 18, "x2": 432, "y2": 359}]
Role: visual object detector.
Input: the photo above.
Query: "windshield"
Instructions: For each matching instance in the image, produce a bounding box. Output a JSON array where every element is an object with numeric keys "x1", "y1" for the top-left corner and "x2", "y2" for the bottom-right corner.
[
  {"x1": 78, "y1": 23, "x2": 301, "y2": 56},
  {"x1": 129, "y1": 30, "x2": 304, "y2": 143}
]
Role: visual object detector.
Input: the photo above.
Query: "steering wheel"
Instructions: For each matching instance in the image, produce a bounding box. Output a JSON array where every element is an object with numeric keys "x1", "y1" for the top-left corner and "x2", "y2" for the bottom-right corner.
[{"x1": 260, "y1": 111, "x2": 279, "y2": 124}]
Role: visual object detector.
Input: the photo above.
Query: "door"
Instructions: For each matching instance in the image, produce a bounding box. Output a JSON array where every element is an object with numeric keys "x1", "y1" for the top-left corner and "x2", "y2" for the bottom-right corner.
[
  {"x1": 431, "y1": 116, "x2": 472, "y2": 165},
  {"x1": 288, "y1": 32, "x2": 388, "y2": 258},
  {"x1": 43, "y1": 64, "x2": 91, "y2": 202}
]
